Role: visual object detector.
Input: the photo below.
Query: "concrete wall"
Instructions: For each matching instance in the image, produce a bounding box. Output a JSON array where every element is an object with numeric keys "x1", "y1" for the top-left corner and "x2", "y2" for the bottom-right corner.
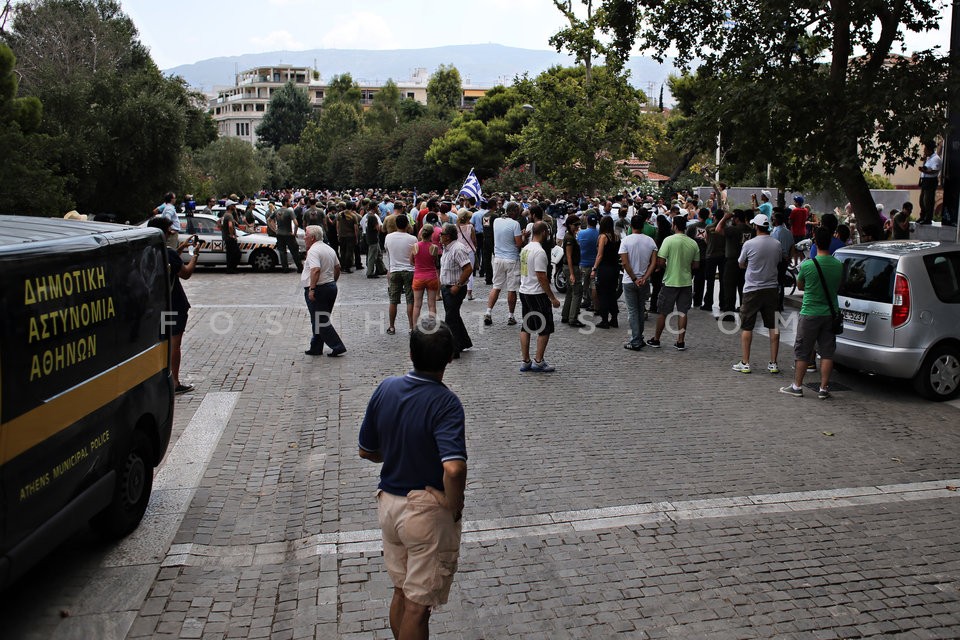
[{"x1": 694, "y1": 186, "x2": 917, "y2": 216}]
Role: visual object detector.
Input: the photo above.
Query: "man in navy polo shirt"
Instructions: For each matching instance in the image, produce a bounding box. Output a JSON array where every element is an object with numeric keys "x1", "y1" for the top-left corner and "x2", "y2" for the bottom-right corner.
[{"x1": 359, "y1": 318, "x2": 467, "y2": 640}]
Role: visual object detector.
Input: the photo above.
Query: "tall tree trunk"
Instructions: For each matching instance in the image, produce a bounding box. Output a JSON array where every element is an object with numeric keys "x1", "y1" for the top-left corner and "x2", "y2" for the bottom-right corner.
[{"x1": 668, "y1": 149, "x2": 697, "y2": 182}]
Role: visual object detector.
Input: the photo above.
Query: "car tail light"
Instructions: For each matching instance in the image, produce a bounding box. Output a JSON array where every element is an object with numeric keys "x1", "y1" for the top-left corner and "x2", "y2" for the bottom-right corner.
[{"x1": 892, "y1": 273, "x2": 910, "y2": 328}]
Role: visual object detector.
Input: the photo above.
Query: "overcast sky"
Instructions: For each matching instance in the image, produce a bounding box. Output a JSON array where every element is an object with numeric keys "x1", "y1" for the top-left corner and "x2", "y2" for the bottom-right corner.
[{"x1": 116, "y1": 0, "x2": 952, "y2": 71}]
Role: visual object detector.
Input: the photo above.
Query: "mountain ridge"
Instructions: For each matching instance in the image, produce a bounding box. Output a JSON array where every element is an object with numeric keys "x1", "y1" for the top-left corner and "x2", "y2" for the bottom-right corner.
[{"x1": 164, "y1": 43, "x2": 677, "y2": 99}]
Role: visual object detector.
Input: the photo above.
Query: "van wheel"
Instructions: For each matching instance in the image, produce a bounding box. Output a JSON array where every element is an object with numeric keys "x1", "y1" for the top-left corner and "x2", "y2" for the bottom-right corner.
[
  {"x1": 91, "y1": 430, "x2": 154, "y2": 538},
  {"x1": 250, "y1": 248, "x2": 278, "y2": 272},
  {"x1": 913, "y1": 345, "x2": 960, "y2": 401}
]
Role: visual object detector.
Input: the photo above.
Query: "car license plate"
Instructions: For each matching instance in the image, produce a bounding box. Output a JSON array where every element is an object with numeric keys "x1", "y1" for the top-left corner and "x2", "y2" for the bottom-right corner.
[{"x1": 842, "y1": 310, "x2": 867, "y2": 325}]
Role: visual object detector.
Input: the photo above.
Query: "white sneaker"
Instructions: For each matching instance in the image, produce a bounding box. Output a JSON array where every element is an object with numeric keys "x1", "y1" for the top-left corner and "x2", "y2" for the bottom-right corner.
[
  {"x1": 732, "y1": 361, "x2": 751, "y2": 374},
  {"x1": 767, "y1": 362, "x2": 780, "y2": 374}
]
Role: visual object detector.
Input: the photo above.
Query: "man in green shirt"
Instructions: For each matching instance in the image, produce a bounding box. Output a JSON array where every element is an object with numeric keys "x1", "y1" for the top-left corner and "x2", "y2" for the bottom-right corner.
[
  {"x1": 780, "y1": 226, "x2": 843, "y2": 399},
  {"x1": 646, "y1": 216, "x2": 700, "y2": 351}
]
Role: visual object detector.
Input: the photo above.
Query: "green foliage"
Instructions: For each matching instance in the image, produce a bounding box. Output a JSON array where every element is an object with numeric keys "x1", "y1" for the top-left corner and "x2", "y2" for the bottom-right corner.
[
  {"x1": 255, "y1": 145, "x2": 292, "y2": 191},
  {"x1": 513, "y1": 64, "x2": 658, "y2": 194},
  {"x1": 293, "y1": 102, "x2": 363, "y2": 184},
  {"x1": 366, "y1": 79, "x2": 401, "y2": 134},
  {"x1": 583, "y1": 0, "x2": 954, "y2": 233},
  {"x1": 380, "y1": 118, "x2": 451, "y2": 190},
  {"x1": 398, "y1": 97, "x2": 428, "y2": 122},
  {"x1": 863, "y1": 171, "x2": 895, "y2": 190},
  {"x1": 256, "y1": 80, "x2": 313, "y2": 149},
  {"x1": 197, "y1": 137, "x2": 265, "y2": 197},
  {"x1": 426, "y1": 64, "x2": 462, "y2": 119},
  {"x1": 325, "y1": 73, "x2": 362, "y2": 110},
  {"x1": 424, "y1": 85, "x2": 530, "y2": 185},
  {"x1": 3, "y1": 0, "x2": 212, "y2": 217}
]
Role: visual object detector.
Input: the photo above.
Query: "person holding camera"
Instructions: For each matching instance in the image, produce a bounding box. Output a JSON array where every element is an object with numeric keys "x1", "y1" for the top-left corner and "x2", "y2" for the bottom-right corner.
[{"x1": 148, "y1": 216, "x2": 198, "y2": 395}]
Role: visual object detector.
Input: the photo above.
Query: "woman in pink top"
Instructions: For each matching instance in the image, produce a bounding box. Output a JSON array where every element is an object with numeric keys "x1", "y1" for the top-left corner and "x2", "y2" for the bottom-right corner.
[{"x1": 411, "y1": 224, "x2": 440, "y2": 326}]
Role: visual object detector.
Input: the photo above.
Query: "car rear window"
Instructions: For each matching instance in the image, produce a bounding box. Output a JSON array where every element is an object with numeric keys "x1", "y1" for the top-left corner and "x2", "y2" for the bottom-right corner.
[
  {"x1": 923, "y1": 252, "x2": 960, "y2": 303},
  {"x1": 837, "y1": 255, "x2": 896, "y2": 303}
]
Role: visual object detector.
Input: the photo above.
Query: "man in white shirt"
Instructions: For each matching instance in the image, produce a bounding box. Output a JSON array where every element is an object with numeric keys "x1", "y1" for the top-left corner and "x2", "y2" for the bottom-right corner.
[
  {"x1": 302, "y1": 226, "x2": 346, "y2": 357},
  {"x1": 438, "y1": 224, "x2": 474, "y2": 358},
  {"x1": 383, "y1": 215, "x2": 418, "y2": 335},
  {"x1": 732, "y1": 214, "x2": 783, "y2": 374},
  {"x1": 918, "y1": 140, "x2": 942, "y2": 225},
  {"x1": 619, "y1": 216, "x2": 658, "y2": 350},
  {"x1": 518, "y1": 222, "x2": 561, "y2": 372},
  {"x1": 484, "y1": 202, "x2": 524, "y2": 326}
]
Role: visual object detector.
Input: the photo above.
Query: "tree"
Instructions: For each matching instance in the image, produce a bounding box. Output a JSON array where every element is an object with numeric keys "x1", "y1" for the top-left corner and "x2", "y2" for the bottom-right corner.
[
  {"x1": 426, "y1": 64, "x2": 462, "y2": 119},
  {"x1": 424, "y1": 85, "x2": 530, "y2": 184},
  {"x1": 256, "y1": 80, "x2": 312, "y2": 149},
  {"x1": 197, "y1": 137, "x2": 265, "y2": 197},
  {"x1": 292, "y1": 102, "x2": 363, "y2": 184},
  {"x1": 366, "y1": 79, "x2": 401, "y2": 134},
  {"x1": 325, "y1": 73, "x2": 362, "y2": 110},
  {"x1": 3, "y1": 0, "x2": 209, "y2": 216},
  {"x1": 0, "y1": 42, "x2": 72, "y2": 215},
  {"x1": 578, "y1": 0, "x2": 953, "y2": 238},
  {"x1": 381, "y1": 118, "x2": 451, "y2": 190},
  {"x1": 513, "y1": 65, "x2": 659, "y2": 193},
  {"x1": 398, "y1": 97, "x2": 428, "y2": 122}
]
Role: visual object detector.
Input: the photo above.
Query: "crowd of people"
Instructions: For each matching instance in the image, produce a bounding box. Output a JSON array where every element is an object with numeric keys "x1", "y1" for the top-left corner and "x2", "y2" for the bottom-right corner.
[{"x1": 150, "y1": 183, "x2": 921, "y2": 384}]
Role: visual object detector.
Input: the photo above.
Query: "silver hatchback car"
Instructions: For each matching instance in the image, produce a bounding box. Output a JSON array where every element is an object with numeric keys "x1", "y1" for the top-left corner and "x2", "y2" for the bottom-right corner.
[{"x1": 832, "y1": 241, "x2": 960, "y2": 400}]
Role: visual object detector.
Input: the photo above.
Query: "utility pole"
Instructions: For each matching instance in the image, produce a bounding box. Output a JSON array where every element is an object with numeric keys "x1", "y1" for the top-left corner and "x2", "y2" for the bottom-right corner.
[{"x1": 942, "y1": 0, "x2": 960, "y2": 227}]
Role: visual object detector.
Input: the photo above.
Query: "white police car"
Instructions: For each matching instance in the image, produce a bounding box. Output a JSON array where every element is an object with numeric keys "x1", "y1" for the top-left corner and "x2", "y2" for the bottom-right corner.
[{"x1": 178, "y1": 213, "x2": 282, "y2": 271}]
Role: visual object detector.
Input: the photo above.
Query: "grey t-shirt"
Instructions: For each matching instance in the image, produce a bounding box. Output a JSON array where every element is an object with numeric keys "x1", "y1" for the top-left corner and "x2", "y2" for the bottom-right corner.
[
  {"x1": 277, "y1": 207, "x2": 295, "y2": 236},
  {"x1": 738, "y1": 234, "x2": 782, "y2": 293}
]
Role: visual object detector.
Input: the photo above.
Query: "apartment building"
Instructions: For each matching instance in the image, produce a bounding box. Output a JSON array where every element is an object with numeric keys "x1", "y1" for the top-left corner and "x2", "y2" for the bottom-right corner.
[{"x1": 209, "y1": 65, "x2": 491, "y2": 145}]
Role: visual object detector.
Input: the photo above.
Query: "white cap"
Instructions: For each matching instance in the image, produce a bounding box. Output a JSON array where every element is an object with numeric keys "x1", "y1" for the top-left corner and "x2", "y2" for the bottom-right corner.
[
  {"x1": 224, "y1": 199, "x2": 238, "y2": 207},
  {"x1": 760, "y1": 190, "x2": 771, "y2": 199},
  {"x1": 750, "y1": 213, "x2": 770, "y2": 228}
]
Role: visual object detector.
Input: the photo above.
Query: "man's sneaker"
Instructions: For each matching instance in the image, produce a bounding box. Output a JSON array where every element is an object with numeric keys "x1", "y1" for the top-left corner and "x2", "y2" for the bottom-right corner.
[
  {"x1": 519, "y1": 360, "x2": 533, "y2": 372},
  {"x1": 732, "y1": 361, "x2": 751, "y2": 373},
  {"x1": 779, "y1": 385, "x2": 803, "y2": 397},
  {"x1": 674, "y1": 342, "x2": 686, "y2": 351},
  {"x1": 646, "y1": 338, "x2": 661, "y2": 348},
  {"x1": 531, "y1": 359, "x2": 556, "y2": 372},
  {"x1": 624, "y1": 342, "x2": 644, "y2": 351},
  {"x1": 767, "y1": 362, "x2": 780, "y2": 374},
  {"x1": 483, "y1": 314, "x2": 493, "y2": 326},
  {"x1": 806, "y1": 363, "x2": 817, "y2": 372},
  {"x1": 818, "y1": 388, "x2": 831, "y2": 400},
  {"x1": 507, "y1": 316, "x2": 518, "y2": 326}
]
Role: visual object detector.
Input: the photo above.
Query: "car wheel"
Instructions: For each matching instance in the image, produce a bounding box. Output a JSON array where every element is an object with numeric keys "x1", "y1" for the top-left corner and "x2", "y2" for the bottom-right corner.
[
  {"x1": 250, "y1": 248, "x2": 278, "y2": 272},
  {"x1": 913, "y1": 344, "x2": 960, "y2": 401},
  {"x1": 554, "y1": 266, "x2": 567, "y2": 294},
  {"x1": 90, "y1": 430, "x2": 154, "y2": 538}
]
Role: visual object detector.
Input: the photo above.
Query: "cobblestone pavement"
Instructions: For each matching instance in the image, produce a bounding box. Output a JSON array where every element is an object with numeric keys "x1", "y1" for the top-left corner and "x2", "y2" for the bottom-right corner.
[{"x1": 3, "y1": 264, "x2": 960, "y2": 639}]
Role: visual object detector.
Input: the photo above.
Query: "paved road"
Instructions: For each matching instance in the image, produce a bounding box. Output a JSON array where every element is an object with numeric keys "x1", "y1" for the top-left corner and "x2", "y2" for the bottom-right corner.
[{"x1": 3, "y1": 265, "x2": 960, "y2": 639}]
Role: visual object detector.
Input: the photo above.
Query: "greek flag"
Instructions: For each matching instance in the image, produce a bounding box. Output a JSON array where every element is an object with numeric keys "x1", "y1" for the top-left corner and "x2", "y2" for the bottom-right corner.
[
  {"x1": 628, "y1": 186, "x2": 644, "y2": 200},
  {"x1": 459, "y1": 168, "x2": 482, "y2": 202}
]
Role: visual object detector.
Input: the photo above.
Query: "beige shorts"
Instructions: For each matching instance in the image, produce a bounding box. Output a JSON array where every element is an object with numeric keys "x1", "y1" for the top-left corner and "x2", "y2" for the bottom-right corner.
[
  {"x1": 377, "y1": 489, "x2": 462, "y2": 607},
  {"x1": 491, "y1": 257, "x2": 520, "y2": 292}
]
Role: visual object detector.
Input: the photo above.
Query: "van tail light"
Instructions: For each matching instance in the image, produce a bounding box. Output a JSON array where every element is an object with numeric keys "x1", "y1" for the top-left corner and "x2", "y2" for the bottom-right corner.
[{"x1": 892, "y1": 273, "x2": 910, "y2": 328}]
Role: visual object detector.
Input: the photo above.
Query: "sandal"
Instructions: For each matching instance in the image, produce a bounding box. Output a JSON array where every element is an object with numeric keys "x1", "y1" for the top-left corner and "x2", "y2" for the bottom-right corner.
[{"x1": 386, "y1": 327, "x2": 396, "y2": 335}]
